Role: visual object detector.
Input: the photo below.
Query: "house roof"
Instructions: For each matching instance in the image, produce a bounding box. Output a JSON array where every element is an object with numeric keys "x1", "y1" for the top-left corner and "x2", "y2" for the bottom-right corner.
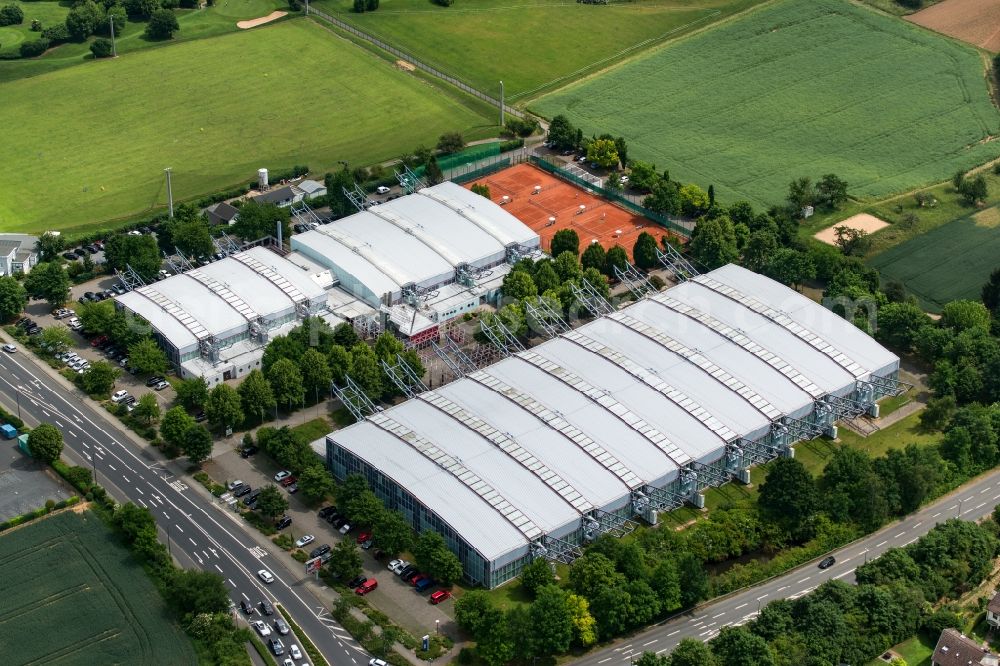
[
  {"x1": 989, "y1": 593, "x2": 1000, "y2": 615},
  {"x1": 252, "y1": 185, "x2": 296, "y2": 205},
  {"x1": 933, "y1": 629, "x2": 995, "y2": 666},
  {"x1": 207, "y1": 202, "x2": 240, "y2": 223},
  {"x1": 0, "y1": 241, "x2": 20, "y2": 254},
  {"x1": 297, "y1": 179, "x2": 326, "y2": 195}
]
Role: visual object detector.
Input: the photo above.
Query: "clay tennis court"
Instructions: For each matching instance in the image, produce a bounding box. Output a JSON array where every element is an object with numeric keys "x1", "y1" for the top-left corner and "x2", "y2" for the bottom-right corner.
[
  {"x1": 906, "y1": 0, "x2": 1000, "y2": 51},
  {"x1": 468, "y1": 163, "x2": 659, "y2": 260}
]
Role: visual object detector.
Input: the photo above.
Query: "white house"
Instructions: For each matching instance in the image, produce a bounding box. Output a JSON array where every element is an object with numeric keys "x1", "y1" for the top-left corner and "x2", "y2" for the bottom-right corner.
[
  {"x1": 0, "y1": 234, "x2": 39, "y2": 276},
  {"x1": 295, "y1": 179, "x2": 327, "y2": 200}
]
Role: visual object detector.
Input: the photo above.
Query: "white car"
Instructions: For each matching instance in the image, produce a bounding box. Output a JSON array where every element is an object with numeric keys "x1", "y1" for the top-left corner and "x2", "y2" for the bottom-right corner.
[
  {"x1": 227, "y1": 480, "x2": 244, "y2": 491},
  {"x1": 387, "y1": 559, "x2": 402, "y2": 572},
  {"x1": 258, "y1": 569, "x2": 275, "y2": 584},
  {"x1": 283, "y1": 659, "x2": 295, "y2": 666},
  {"x1": 111, "y1": 390, "x2": 129, "y2": 403},
  {"x1": 274, "y1": 470, "x2": 292, "y2": 482},
  {"x1": 252, "y1": 620, "x2": 272, "y2": 637},
  {"x1": 390, "y1": 560, "x2": 410, "y2": 575},
  {"x1": 338, "y1": 523, "x2": 351, "y2": 535},
  {"x1": 295, "y1": 535, "x2": 315, "y2": 548},
  {"x1": 369, "y1": 659, "x2": 388, "y2": 666},
  {"x1": 619, "y1": 175, "x2": 629, "y2": 184},
  {"x1": 376, "y1": 186, "x2": 391, "y2": 194},
  {"x1": 290, "y1": 645, "x2": 302, "y2": 660},
  {"x1": 2, "y1": 343, "x2": 15, "y2": 354}
]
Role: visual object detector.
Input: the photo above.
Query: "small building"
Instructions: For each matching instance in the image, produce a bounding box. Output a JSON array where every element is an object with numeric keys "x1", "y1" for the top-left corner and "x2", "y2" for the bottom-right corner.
[
  {"x1": 0, "y1": 234, "x2": 38, "y2": 276},
  {"x1": 252, "y1": 185, "x2": 301, "y2": 208},
  {"x1": 295, "y1": 179, "x2": 327, "y2": 200},
  {"x1": 987, "y1": 592, "x2": 1000, "y2": 628},
  {"x1": 932, "y1": 628, "x2": 998, "y2": 666},
  {"x1": 205, "y1": 201, "x2": 240, "y2": 226}
]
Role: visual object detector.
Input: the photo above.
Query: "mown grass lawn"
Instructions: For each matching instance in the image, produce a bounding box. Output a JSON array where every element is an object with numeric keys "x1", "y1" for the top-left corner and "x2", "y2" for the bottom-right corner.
[
  {"x1": 534, "y1": 0, "x2": 1000, "y2": 208},
  {"x1": 0, "y1": 1, "x2": 70, "y2": 58},
  {"x1": 291, "y1": 416, "x2": 334, "y2": 443},
  {"x1": 311, "y1": 0, "x2": 765, "y2": 100},
  {"x1": 0, "y1": 17, "x2": 494, "y2": 235}
]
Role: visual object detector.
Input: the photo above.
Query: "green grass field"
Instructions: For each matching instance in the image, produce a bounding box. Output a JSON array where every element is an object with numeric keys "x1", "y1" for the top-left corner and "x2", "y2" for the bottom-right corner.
[
  {"x1": 311, "y1": 0, "x2": 765, "y2": 101},
  {"x1": 869, "y1": 208, "x2": 1000, "y2": 312},
  {"x1": 0, "y1": 17, "x2": 493, "y2": 234},
  {"x1": 0, "y1": 0, "x2": 288, "y2": 83},
  {"x1": 533, "y1": 0, "x2": 1000, "y2": 208},
  {"x1": 0, "y1": 510, "x2": 195, "y2": 665}
]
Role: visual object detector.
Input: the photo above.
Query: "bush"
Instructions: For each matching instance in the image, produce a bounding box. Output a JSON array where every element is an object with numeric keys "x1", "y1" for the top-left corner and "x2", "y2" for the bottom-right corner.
[
  {"x1": 499, "y1": 138, "x2": 524, "y2": 153},
  {"x1": 19, "y1": 37, "x2": 49, "y2": 57},
  {"x1": 145, "y1": 8, "x2": 178, "y2": 39},
  {"x1": 432, "y1": 0, "x2": 453, "y2": 5},
  {"x1": 0, "y1": 3, "x2": 24, "y2": 25},
  {"x1": 90, "y1": 37, "x2": 113, "y2": 57}
]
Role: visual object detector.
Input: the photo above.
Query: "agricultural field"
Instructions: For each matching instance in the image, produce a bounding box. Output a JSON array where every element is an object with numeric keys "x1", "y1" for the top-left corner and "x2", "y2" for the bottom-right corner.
[
  {"x1": 0, "y1": 18, "x2": 493, "y2": 235},
  {"x1": 906, "y1": 0, "x2": 1000, "y2": 52},
  {"x1": 869, "y1": 207, "x2": 1000, "y2": 312},
  {"x1": 311, "y1": 0, "x2": 766, "y2": 100},
  {"x1": 533, "y1": 0, "x2": 1000, "y2": 208},
  {"x1": 0, "y1": 0, "x2": 287, "y2": 84},
  {"x1": 0, "y1": 510, "x2": 194, "y2": 665}
]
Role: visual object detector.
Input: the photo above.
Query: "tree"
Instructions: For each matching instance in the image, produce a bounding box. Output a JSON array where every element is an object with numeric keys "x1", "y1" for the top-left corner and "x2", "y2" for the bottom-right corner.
[
  {"x1": 691, "y1": 217, "x2": 738, "y2": 269},
  {"x1": 123, "y1": 0, "x2": 158, "y2": 16},
  {"x1": 741, "y1": 230, "x2": 778, "y2": 272},
  {"x1": 551, "y1": 229, "x2": 580, "y2": 258},
  {"x1": 206, "y1": 383, "x2": 244, "y2": 432},
  {"x1": 500, "y1": 270, "x2": 537, "y2": 301},
  {"x1": 167, "y1": 569, "x2": 230, "y2": 620},
  {"x1": 183, "y1": 425, "x2": 213, "y2": 465},
  {"x1": 231, "y1": 200, "x2": 290, "y2": 243},
  {"x1": 39, "y1": 326, "x2": 72, "y2": 353},
  {"x1": 161, "y1": 406, "x2": 195, "y2": 450},
  {"x1": 534, "y1": 260, "x2": 560, "y2": 294},
  {"x1": 676, "y1": 552, "x2": 709, "y2": 607},
  {"x1": 605, "y1": 245, "x2": 629, "y2": 278},
  {"x1": 941, "y1": 299, "x2": 991, "y2": 333},
  {"x1": 268, "y1": 358, "x2": 304, "y2": 410},
  {"x1": 587, "y1": 139, "x2": 619, "y2": 169},
  {"x1": 237, "y1": 369, "x2": 273, "y2": 423},
  {"x1": 787, "y1": 177, "x2": 815, "y2": 215},
  {"x1": 530, "y1": 585, "x2": 574, "y2": 656},
  {"x1": 169, "y1": 216, "x2": 214, "y2": 258},
  {"x1": 547, "y1": 115, "x2": 576, "y2": 150},
  {"x1": 28, "y1": 423, "x2": 63, "y2": 463},
  {"x1": 816, "y1": 174, "x2": 849, "y2": 209},
  {"x1": 349, "y1": 343, "x2": 382, "y2": 401},
  {"x1": 982, "y1": 267, "x2": 1000, "y2": 313},
  {"x1": 580, "y1": 242, "x2": 607, "y2": 273},
  {"x1": 649, "y1": 559, "x2": 681, "y2": 612},
  {"x1": 437, "y1": 132, "x2": 464, "y2": 154},
  {"x1": 875, "y1": 302, "x2": 931, "y2": 351},
  {"x1": 296, "y1": 464, "x2": 335, "y2": 503},
  {"x1": 145, "y1": 8, "x2": 178, "y2": 39},
  {"x1": 614, "y1": 137, "x2": 629, "y2": 168},
  {"x1": 568, "y1": 552, "x2": 622, "y2": 598},
  {"x1": 758, "y1": 457, "x2": 817, "y2": 537},
  {"x1": 65, "y1": 0, "x2": 102, "y2": 40},
  {"x1": 414, "y1": 530, "x2": 448, "y2": 574},
  {"x1": 327, "y1": 539, "x2": 362, "y2": 580},
  {"x1": 633, "y1": 232, "x2": 659, "y2": 270},
  {"x1": 667, "y1": 639, "x2": 717, "y2": 666},
  {"x1": 763, "y1": 248, "x2": 816, "y2": 289},
  {"x1": 256, "y1": 484, "x2": 288, "y2": 518},
  {"x1": 0, "y1": 3, "x2": 23, "y2": 25},
  {"x1": 429, "y1": 544, "x2": 463, "y2": 586},
  {"x1": 425, "y1": 156, "x2": 444, "y2": 185},
  {"x1": 679, "y1": 184, "x2": 710, "y2": 217},
  {"x1": 24, "y1": 262, "x2": 69, "y2": 306},
  {"x1": 710, "y1": 625, "x2": 774, "y2": 666},
  {"x1": 176, "y1": 377, "x2": 208, "y2": 410},
  {"x1": 103, "y1": 234, "x2": 160, "y2": 282},
  {"x1": 90, "y1": 36, "x2": 113, "y2": 57},
  {"x1": 590, "y1": 584, "x2": 632, "y2": 640},
  {"x1": 455, "y1": 591, "x2": 503, "y2": 641},
  {"x1": 132, "y1": 393, "x2": 160, "y2": 424},
  {"x1": 471, "y1": 183, "x2": 491, "y2": 199},
  {"x1": 34, "y1": 232, "x2": 64, "y2": 262},
  {"x1": 554, "y1": 251, "x2": 582, "y2": 283},
  {"x1": 297, "y1": 348, "x2": 332, "y2": 405},
  {"x1": 372, "y1": 509, "x2": 413, "y2": 556},
  {"x1": 644, "y1": 180, "x2": 682, "y2": 216},
  {"x1": 127, "y1": 338, "x2": 168, "y2": 376},
  {"x1": 77, "y1": 299, "x2": 115, "y2": 336},
  {"x1": 958, "y1": 174, "x2": 988, "y2": 205},
  {"x1": 81, "y1": 360, "x2": 120, "y2": 396},
  {"x1": 520, "y1": 557, "x2": 555, "y2": 597},
  {"x1": 0, "y1": 276, "x2": 27, "y2": 322}
]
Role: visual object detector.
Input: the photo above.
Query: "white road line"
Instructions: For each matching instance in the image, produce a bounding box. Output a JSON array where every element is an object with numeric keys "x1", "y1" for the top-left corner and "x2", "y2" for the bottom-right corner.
[
  {"x1": 667, "y1": 630, "x2": 679, "y2": 637},
  {"x1": 691, "y1": 621, "x2": 703, "y2": 628},
  {"x1": 597, "y1": 658, "x2": 611, "y2": 663},
  {"x1": 893, "y1": 531, "x2": 905, "y2": 538},
  {"x1": 903, "y1": 538, "x2": 917, "y2": 546},
  {"x1": 981, "y1": 487, "x2": 990, "y2": 494},
  {"x1": 108, "y1": 464, "x2": 116, "y2": 472},
  {"x1": 67, "y1": 430, "x2": 77, "y2": 438},
  {"x1": 137, "y1": 498, "x2": 147, "y2": 508},
  {"x1": 163, "y1": 512, "x2": 169, "y2": 519},
  {"x1": 994, "y1": 494, "x2": 1000, "y2": 501},
  {"x1": 81, "y1": 441, "x2": 89, "y2": 448},
  {"x1": 643, "y1": 640, "x2": 658, "y2": 646},
  {"x1": 242, "y1": 592, "x2": 249, "y2": 601},
  {"x1": 656, "y1": 648, "x2": 668, "y2": 655},
  {"x1": 875, "y1": 540, "x2": 887, "y2": 548},
  {"x1": 842, "y1": 557, "x2": 851, "y2": 564},
  {"x1": 976, "y1": 502, "x2": 987, "y2": 510},
  {"x1": 947, "y1": 504, "x2": 957, "y2": 511},
  {"x1": 711, "y1": 612, "x2": 725, "y2": 619},
  {"x1": 136, "y1": 487, "x2": 144, "y2": 495},
  {"x1": 175, "y1": 524, "x2": 184, "y2": 533},
  {"x1": 833, "y1": 569, "x2": 855, "y2": 580},
  {"x1": 228, "y1": 578, "x2": 236, "y2": 588},
  {"x1": 757, "y1": 594, "x2": 768, "y2": 601},
  {"x1": 215, "y1": 564, "x2": 223, "y2": 573},
  {"x1": 688, "y1": 617, "x2": 705, "y2": 623},
  {"x1": 698, "y1": 629, "x2": 713, "y2": 637},
  {"x1": 913, "y1": 522, "x2": 922, "y2": 528},
  {"x1": 704, "y1": 622, "x2": 716, "y2": 628},
  {"x1": 42, "y1": 409, "x2": 50, "y2": 416},
  {"x1": 55, "y1": 420, "x2": 63, "y2": 427},
  {"x1": 188, "y1": 537, "x2": 197, "y2": 546},
  {"x1": 932, "y1": 512, "x2": 940, "y2": 518},
  {"x1": 735, "y1": 603, "x2": 748, "y2": 610},
  {"x1": 777, "y1": 586, "x2": 788, "y2": 592},
  {"x1": 122, "y1": 476, "x2": 129, "y2": 483}
]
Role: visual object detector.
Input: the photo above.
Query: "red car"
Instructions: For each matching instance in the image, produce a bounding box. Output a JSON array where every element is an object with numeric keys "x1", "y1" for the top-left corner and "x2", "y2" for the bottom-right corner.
[
  {"x1": 279, "y1": 476, "x2": 297, "y2": 488},
  {"x1": 90, "y1": 335, "x2": 108, "y2": 347},
  {"x1": 429, "y1": 590, "x2": 451, "y2": 604},
  {"x1": 410, "y1": 573, "x2": 429, "y2": 587},
  {"x1": 355, "y1": 579, "x2": 377, "y2": 595},
  {"x1": 356, "y1": 531, "x2": 372, "y2": 545}
]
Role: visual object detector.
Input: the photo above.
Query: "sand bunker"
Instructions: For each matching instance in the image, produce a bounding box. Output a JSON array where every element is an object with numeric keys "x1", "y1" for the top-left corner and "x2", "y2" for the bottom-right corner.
[
  {"x1": 237, "y1": 10, "x2": 287, "y2": 29},
  {"x1": 814, "y1": 213, "x2": 889, "y2": 245}
]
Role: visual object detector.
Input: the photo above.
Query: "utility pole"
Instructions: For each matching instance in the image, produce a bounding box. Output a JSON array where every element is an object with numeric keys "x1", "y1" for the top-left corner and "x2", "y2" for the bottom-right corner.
[
  {"x1": 164, "y1": 168, "x2": 174, "y2": 218},
  {"x1": 304, "y1": 0, "x2": 309, "y2": 16},
  {"x1": 109, "y1": 15, "x2": 117, "y2": 57},
  {"x1": 499, "y1": 80, "x2": 505, "y2": 128}
]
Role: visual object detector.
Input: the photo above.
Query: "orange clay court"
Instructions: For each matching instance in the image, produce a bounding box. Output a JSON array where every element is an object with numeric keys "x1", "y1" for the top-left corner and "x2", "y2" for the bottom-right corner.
[{"x1": 468, "y1": 163, "x2": 656, "y2": 260}]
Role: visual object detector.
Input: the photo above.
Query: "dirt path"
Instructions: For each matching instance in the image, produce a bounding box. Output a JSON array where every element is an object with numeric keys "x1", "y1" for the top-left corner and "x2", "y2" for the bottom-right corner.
[{"x1": 237, "y1": 10, "x2": 287, "y2": 29}]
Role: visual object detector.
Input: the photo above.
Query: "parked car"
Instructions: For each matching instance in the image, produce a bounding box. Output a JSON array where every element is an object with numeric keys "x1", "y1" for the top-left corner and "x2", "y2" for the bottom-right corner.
[
  {"x1": 145, "y1": 376, "x2": 165, "y2": 387},
  {"x1": 397, "y1": 564, "x2": 416, "y2": 579},
  {"x1": 318, "y1": 506, "x2": 338, "y2": 519},
  {"x1": 289, "y1": 645, "x2": 302, "y2": 660},
  {"x1": 430, "y1": 590, "x2": 452, "y2": 604},
  {"x1": 415, "y1": 577, "x2": 435, "y2": 592},
  {"x1": 275, "y1": 515, "x2": 292, "y2": 530},
  {"x1": 356, "y1": 531, "x2": 372, "y2": 545},
  {"x1": 347, "y1": 575, "x2": 367, "y2": 589},
  {"x1": 286, "y1": 483, "x2": 298, "y2": 494},
  {"x1": 390, "y1": 560, "x2": 410, "y2": 575},
  {"x1": 258, "y1": 569, "x2": 275, "y2": 584},
  {"x1": 1, "y1": 344, "x2": 15, "y2": 354},
  {"x1": 370, "y1": 659, "x2": 388, "y2": 666},
  {"x1": 332, "y1": 517, "x2": 347, "y2": 528},
  {"x1": 233, "y1": 484, "x2": 252, "y2": 497},
  {"x1": 154, "y1": 381, "x2": 169, "y2": 391},
  {"x1": 360, "y1": 538, "x2": 373, "y2": 550},
  {"x1": 355, "y1": 579, "x2": 377, "y2": 595},
  {"x1": 376, "y1": 186, "x2": 391, "y2": 194},
  {"x1": 279, "y1": 475, "x2": 297, "y2": 488},
  {"x1": 309, "y1": 544, "x2": 331, "y2": 559},
  {"x1": 194, "y1": 411, "x2": 207, "y2": 422},
  {"x1": 338, "y1": 522, "x2": 352, "y2": 535},
  {"x1": 295, "y1": 535, "x2": 315, "y2": 548},
  {"x1": 274, "y1": 470, "x2": 292, "y2": 482},
  {"x1": 227, "y1": 480, "x2": 244, "y2": 491},
  {"x1": 239, "y1": 445, "x2": 258, "y2": 458},
  {"x1": 111, "y1": 390, "x2": 129, "y2": 403}
]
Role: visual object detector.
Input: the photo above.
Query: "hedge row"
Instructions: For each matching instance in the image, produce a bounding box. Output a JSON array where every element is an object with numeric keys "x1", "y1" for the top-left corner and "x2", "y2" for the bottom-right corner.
[
  {"x1": 0, "y1": 496, "x2": 80, "y2": 532},
  {"x1": 278, "y1": 605, "x2": 329, "y2": 666}
]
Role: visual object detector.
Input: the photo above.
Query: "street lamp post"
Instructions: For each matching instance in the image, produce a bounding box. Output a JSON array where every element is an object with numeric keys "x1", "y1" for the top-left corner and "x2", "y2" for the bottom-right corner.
[
  {"x1": 435, "y1": 619, "x2": 439, "y2": 635},
  {"x1": 109, "y1": 14, "x2": 117, "y2": 57},
  {"x1": 958, "y1": 498, "x2": 965, "y2": 517}
]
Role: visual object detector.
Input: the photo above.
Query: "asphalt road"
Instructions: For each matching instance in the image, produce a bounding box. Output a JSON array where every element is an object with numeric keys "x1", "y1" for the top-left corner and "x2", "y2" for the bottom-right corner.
[
  {"x1": 573, "y1": 466, "x2": 1000, "y2": 665},
  {"x1": 0, "y1": 349, "x2": 363, "y2": 666}
]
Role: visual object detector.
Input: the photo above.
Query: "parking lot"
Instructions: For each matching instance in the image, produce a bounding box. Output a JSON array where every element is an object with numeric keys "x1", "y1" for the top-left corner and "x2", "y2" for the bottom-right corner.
[
  {"x1": 0, "y1": 439, "x2": 74, "y2": 522},
  {"x1": 206, "y1": 445, "x2": 456, "y2": 639}
]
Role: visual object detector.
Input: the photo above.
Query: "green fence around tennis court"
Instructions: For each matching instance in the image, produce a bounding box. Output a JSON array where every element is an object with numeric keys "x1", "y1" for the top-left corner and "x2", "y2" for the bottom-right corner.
[
  {"x1": 529, "y1": 156, "x2": 690, "y2": 238},
  {"x1": 413, "y1": 143, "x2": 502, "y2": 179}
]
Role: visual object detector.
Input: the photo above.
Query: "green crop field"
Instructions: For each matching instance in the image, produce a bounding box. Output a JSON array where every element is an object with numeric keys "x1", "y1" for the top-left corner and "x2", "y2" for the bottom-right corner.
[
  {"x1": 312, "y1": 0, "x2": 765, "y2": 100},
  {"x1": 0, "y1": 510, "x2": 195, "y2": 665},
  {"x1": 533, "y1": 0, "x2": 1000, "y2": 208},
  {"x1": 869, "y1": 208, "x2": 1000, "y2": 312},
  {"x1": 0, "y1": 18, "x2": 493, "y2": 235}
]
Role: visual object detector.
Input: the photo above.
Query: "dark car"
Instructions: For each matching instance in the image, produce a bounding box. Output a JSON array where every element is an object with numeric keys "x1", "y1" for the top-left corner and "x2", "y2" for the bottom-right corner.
[
  {"x1": 347, "y1": 575, "x2": 368, "y2": 589},
  {"x1": 309, "y1": 544, "x2": 331, "y2": 559},
  {"x1": 275, "y1": 515, "x2": 292, "y2": 530},
  {"x1": 243, "y1": 491, "x2": 261, "y2": 507},
  {"x1": 145, "y1": 376, "x2": 164, "y2": 387},
  {"x1": 818, "y1": 556, "x2": 836, "y2": 570},
  {"x1": 318, "y1": 506, "x2": 337, "y2": 519},
  {"x1": 233, "y1": 484, "x2": 251, "y2": 497},
  {"x1": 62, "y1": 251, "x2": 78, "y2": 261},
  {"x1": 332, "y1": 517, "x2": 347, "y2": 528},
  {"x1": 240, "y1": 599, "x2": 255, "y2": 615},
  {"x1": 259, "y1": 600, "x2": 274, "y2": 616},
  {"x1": 74, "y1": 248, "x2": 88, "y2": 257},
  {"x1": 239, "y1": 445, "x2": 258, "y2": 458},
  {"x1": 194, "y1": 411, "x2": 207, "y2": 422},
  {"x1": 398, "y1": 565, "x2": 417, "y2": 580},
  {"x1": 403, "y1": 569, "x2": 423, "y2": 583}
]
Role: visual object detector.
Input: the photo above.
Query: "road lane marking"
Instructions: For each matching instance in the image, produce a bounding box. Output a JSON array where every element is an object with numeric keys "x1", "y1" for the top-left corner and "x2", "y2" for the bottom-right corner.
[
  {"x1": 994, "y1": 494, "x2": 1000, "y2": 501},
  {"x1": 137, "y1": 498, "x2": 147, "y2": 508},
  {"x1": 698, "y1": 629, "x2": 713, "y2": 637},
  {"x1": 215, "y1": 564, "x2": 223, "y2": 573},
  {"x1": 947, "y1": 504, "x2": 957, "y2": 511},
  {"x1": 667, "y1": 630, "x2": 679, "y2": 637},
  {"x1": 932, "y1": 512, "x2": 940, "y2": 518},
  {"x1": 136, "y1": 487, "x2": 143, "y2": 495},
  {"x1": 242, "y1": 592, "x2": 249, "y2": 601},
  {"x1": 913, "y1": 522, "x2": 922, "y2": 528},
  {"x1": 797, "y1": 577, "x2": 810, "y2": 584},
  {"x1": 688, "y1": 616, "x2": 705, "y2": 623},
  {"x1": 81, "y1": 441, "x2": 89, "y2": 448},
  {"x1": 122, "y1": 476, "x2": 129, "y2": 483},
  {"x1": 55, "y1": 420, "x2": 63, "y2": 427},
  {"x1": 903, "y1": 538, "x2": 917, "y2": 546},
  {"x1": 42, "y1": 409, "x2": 49, "y2": 416},
  {"x1": 175, "y1": 524, "x2": 184, "y2": 533},
  {"x1": 228, "y1": 578, "x2": 236, "y2": 587},
  {"x1": 67, "y1": 430, "x2": 77, "y2": 438},
  {"x1": 981, "y1": 487, "x2": 990, "y2": 494},
  {"x1": 976, "y1": 502, "x2": 987, "y2": 510},
  {"x1": 643, "y1": 640, "x2": 657, "y2": 646},
  {"x1": 757, "y1": 594, "x2": 768, "y2": 600},
  {"x1": 188, "y1": 537, "x2": 197, "y2": 546},
  {"x1": 712, "y1": 612, "x2": 725, "y2": 619},
  {"x1": 108, "y1": 464, "x2": 116, "y2": 472},
  {"x1": 735, "y1": 603, "x2": 748, "y2": 610},
  {"x1": 833, "y1": 569, "x2": 855, "y2": 580},
  {"x1": 842, "y1": 557, "x2": 851, "y2": 563},
  {"x1": 875, "y1": 540, "x2": 887, "y2": 547},
  {"x1": 777, "y1": 586, "x2": 788, "y2": 592}
]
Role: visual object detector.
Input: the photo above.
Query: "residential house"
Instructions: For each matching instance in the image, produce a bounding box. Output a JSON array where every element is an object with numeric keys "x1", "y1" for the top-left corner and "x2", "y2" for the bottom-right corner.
[
  {"x1": 932, "y1": 628, "x2": 998, "y2": 666},
  {"x1": 0, "y1": 234, "x2": 39, "y2": 276},
  {"x1": 988, "y1": 592, "x2": 1000, "y2": 628},
  {"x1": 205, "y1": 201, "x2": 240, "y2": 226},
  {"x1": 251, "y1": 185, "x2": 301, "y2": 208},
  {"x1": 295, "y1": 179, "x2": 327, "y2": 201}
]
